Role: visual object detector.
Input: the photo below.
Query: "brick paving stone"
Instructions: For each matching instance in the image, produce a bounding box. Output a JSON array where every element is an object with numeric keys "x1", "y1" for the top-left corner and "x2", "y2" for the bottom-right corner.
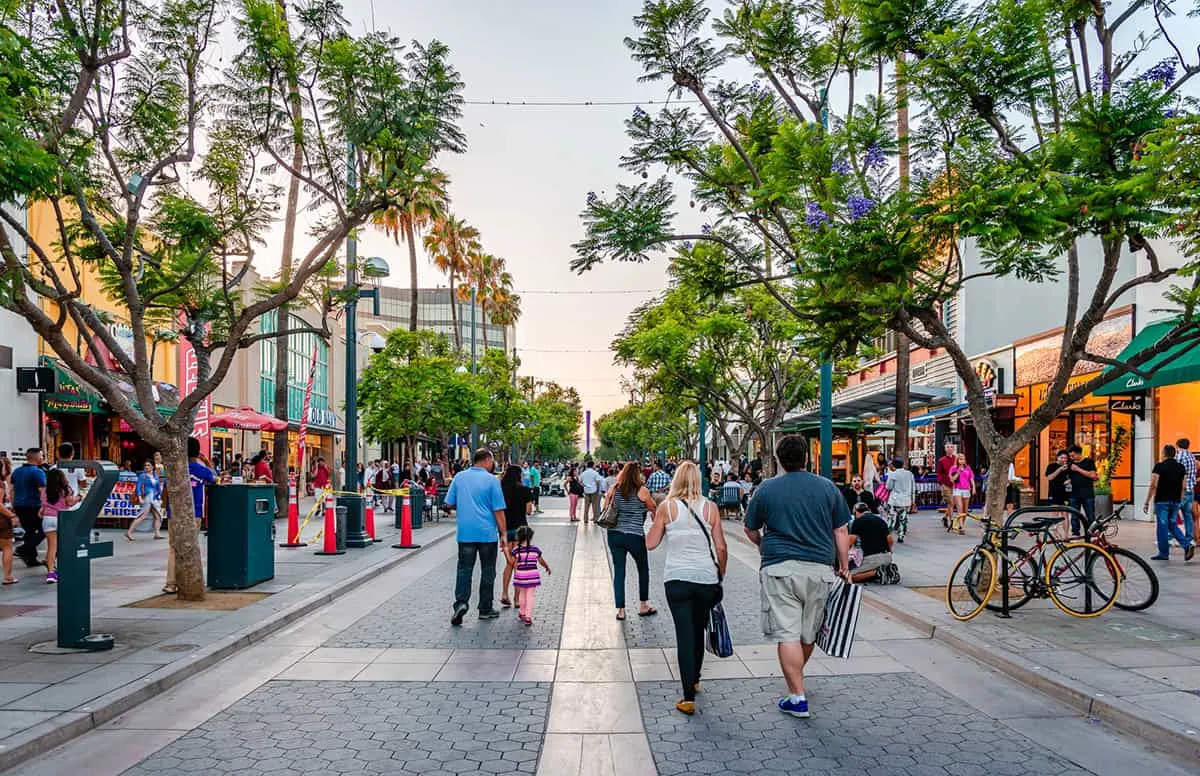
[
  {"x1": 327, "y1": 525, "x2": 576, "y2": 650},
  {"x1": 121, "y1": 681, "x2": 551, "y2": 776},
  {"x1": 636, "y1": 674, "x2": 1091, "y2": 776},
  {"x1": 611, "y1": 527, "x2": 764, "y2": 649}
]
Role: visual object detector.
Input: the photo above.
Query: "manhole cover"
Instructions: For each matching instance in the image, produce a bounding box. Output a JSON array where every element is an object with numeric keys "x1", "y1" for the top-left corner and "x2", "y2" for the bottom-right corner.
[{"x1": 158, "y1": 644, "x2": 200, "y2": 653}]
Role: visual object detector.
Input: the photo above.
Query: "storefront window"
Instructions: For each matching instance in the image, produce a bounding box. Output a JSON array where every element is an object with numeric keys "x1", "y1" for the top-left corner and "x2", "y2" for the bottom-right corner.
[{"x1": 259, "y1": 313, "x2": 330, "y2": 420}]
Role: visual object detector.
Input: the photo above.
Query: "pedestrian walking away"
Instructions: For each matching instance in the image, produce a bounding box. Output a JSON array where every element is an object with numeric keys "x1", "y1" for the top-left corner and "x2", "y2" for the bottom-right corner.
[
  {"x1": 744, "y1": 435, "x2": 851, "y2": 720},
  {"x1": 41, "y1": 468, "x2": 79, "y2": 584},
  {"x1": 529, "y1": 461, "x2": 542, "y2": 513},
  {"x1": 579, "y1": 460, "x2": 603, "y2": 523},
  {"x1": 646, "y1": 459, "x2": 672, "y2": 504},
  {"x1": 511, "y1": 525, "x2": 552, "y2": 625},
  {"x1": 1146, "y1": 444, "x2": 1195, "y2": 562},
  {"x1": 499, "y1": 464, "x2": 535, "y2": 609},
  {"x1": 646, "y1": 460, "x2": 726, "y2": 716},
  {"x1": 881, "y1": 457, "x2": 915, "y2": 542},
  {"x1": 11, "y1": 448, "x2": 46, "y2": 569},
  {"x1": 444, "y1": 448, "x2": 508, "y2": 625},
  {"x1": 1175, "y1": 438, "x2": 1197, "y2": 546},
  {"x1": 567, "y1": 467, "x2": 584, "y2": 522},
  {"x1": 605, "y1": 461, "x2": 659, "y2": 621}
]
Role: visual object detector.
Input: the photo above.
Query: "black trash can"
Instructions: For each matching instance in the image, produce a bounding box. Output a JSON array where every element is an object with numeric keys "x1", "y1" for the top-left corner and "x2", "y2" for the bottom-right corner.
[
  {"x1": 207, "y1": 484, "x2": 276, "y2": 589},
  {"x1": 334, "y1": 506, "x2": 348, "y2": 552}
]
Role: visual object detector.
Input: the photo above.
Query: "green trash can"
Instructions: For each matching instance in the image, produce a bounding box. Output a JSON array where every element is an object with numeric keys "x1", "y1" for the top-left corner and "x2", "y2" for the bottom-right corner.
[
  {"x1": 207, "y1": 484, "x2": 276, "y2": 589},
  {"x1": 410, "y1": 488, "x2": 424, "y2": 529}
]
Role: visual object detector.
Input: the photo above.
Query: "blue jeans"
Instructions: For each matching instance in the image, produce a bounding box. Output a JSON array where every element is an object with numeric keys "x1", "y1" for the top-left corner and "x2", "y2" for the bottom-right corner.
[
  {"x1": 1069, "y1": 497, "x2": 1095, "y2": 535},
  {"x1": 1181, "y1": 492, "x2": 1195, "y2": 544},
  {"x1": 1154, "y1": 502, "x2": 1192, "y2": 557},
  {"x1": 455, "y1": 541, "x2": 498, "y2": 612},
  {"x1": 608, "y1": 530, "x2": 650, "y2": 609}
]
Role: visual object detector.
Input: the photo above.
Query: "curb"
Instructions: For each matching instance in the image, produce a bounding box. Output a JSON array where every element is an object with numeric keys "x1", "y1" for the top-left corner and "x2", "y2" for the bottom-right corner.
[
  {"x1": 863, "y1": 591, "x2": 1200, "y2": 765},
  {"x1": 0, "y1": 530, "x2": 455, "y2": 773}
]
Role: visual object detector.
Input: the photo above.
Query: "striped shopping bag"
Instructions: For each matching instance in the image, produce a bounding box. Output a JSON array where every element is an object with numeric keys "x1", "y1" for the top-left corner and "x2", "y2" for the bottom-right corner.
[{"x1": 816, "y1": 579, "x2": 863, "y2": 658}]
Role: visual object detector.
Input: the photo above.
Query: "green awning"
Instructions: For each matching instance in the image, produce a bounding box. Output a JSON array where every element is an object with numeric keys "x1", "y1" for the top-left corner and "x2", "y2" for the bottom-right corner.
[
  {"x1": 1094, "y1": 319, "x2": 1200, "y2": 396},
  {"x1": 776, "y1": 418, "x2": 899, "y2": 435},
  {"x1": 39, "y1": 356, "x2": 104, "y2": 414}
]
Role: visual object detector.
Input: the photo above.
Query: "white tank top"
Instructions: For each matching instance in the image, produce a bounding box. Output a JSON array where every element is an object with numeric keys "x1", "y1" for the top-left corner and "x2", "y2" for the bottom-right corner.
[{"x1": 663, "y1": 498, "x2": 719, "y2": 585}]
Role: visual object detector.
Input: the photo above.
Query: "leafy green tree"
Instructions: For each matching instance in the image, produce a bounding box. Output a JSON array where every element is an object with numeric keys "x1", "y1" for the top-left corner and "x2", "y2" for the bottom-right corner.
[
  {"x1": 615, "y1": 284, "x2": 818, "y2": 476},
  {"x1": 575, "y1": 0, "x2": 1200, "y2": 519},
  {"x1": 0, "y1": 0, "x2": 466, "y2": 598},
  {"x1": 424, "y1": 214, "x2": 480, "y2": 350},
  {"x1": 358, "y1": 329, "x2": 485, "y2": 457},
  {"x1": 596, "y1": 396, "x2": 693, "y2": 461},
  {"x1": 511, "y1": 379, "x2": 583, "y2": 462}
]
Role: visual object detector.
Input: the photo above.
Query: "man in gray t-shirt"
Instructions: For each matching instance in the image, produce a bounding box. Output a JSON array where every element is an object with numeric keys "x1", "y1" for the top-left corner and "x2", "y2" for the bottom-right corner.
[
  {"x1": 882, "y1": 458, "x2": 916, "y2": 543},
  {"x1": 744, "y1": 436, "x2": 850, "y2": 720}
]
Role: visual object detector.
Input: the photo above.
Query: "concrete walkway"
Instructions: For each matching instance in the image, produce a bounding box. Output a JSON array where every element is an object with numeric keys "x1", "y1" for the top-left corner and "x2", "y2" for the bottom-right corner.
[
  {"x1": 0, "y1": 501, "x2": 454, "y2": 771},
  {"x1": 5, "y1": 498, "x2": 1192, "y2": 776},
  {"x1": 864, "y1": 510, "x2": 1200, "y2": 761}
]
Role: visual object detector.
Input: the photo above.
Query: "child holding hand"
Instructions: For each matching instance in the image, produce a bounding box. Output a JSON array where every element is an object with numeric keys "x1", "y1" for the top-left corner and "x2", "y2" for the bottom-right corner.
[{"x1": 511, "y1": 526, "x2": 551, "y2": 625}]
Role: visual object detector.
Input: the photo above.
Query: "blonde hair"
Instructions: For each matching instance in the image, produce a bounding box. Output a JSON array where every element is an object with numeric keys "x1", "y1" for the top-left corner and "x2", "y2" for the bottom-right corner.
[{"x1": 666, "y1": 460, "x2": 703, "y2": 502}]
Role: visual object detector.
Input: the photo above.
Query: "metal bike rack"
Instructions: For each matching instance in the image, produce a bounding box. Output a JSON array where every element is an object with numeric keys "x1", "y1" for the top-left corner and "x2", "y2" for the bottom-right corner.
[
  {"x1": 995, "y1": 504, "x2": 1090, "y2": 618},
  {"x1": 56, "y1": 461, "x2": 119, "y2": 650}
]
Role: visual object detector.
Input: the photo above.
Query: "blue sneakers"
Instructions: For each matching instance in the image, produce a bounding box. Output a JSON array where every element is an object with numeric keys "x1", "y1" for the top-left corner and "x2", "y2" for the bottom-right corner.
[{"x1": 778, "y1": 696, "x2": 810, "y2": 718}]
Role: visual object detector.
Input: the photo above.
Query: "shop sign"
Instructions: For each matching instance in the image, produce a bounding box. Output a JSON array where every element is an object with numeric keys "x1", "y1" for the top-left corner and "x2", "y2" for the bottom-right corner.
[
  {"x1": 101, "y1": 471, "x2": 141, "y2": 519},
  {"x1": 16, "y1": 366, "x2": 56, "y2": 394},
  {"x1": 306, "y1": 406, "x2": 339, "y2": 429},
  {"x1": 973, "y1": 358, "x2": 1002, "y2": 404},
  {"x1": 1015, "y1": 312, "x2": 1132, "y2": 387},
  {"x1": 1108, "y1": 394, "x2": 1146, "y2": 420},
  {"x1": 38, "y1": 357, "x2": 103, "y2": 414},
  {"x1": 178, "y1": 316, "x2": 211, "y2": 459},
  {"x1": 108, "y1": 322, "x2": 136, "y2": 360},
  {"x1": 1034, "y1": 372, "x2": 1103, "y2": 408}
]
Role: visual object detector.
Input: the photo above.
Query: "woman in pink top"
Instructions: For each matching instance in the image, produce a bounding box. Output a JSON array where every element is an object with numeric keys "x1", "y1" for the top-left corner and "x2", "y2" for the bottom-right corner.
[
  {"x1": 42, "y1": 469, "x2": 79, "y2": 584},
  {"x1": 948, "y1": 453, "x2": 975, "y2": 534}
]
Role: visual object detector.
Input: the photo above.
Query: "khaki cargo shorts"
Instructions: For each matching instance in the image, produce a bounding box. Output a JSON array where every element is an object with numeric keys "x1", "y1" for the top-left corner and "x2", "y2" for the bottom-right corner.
[{"x1": 760, "y1": 560, "x2": 836, "y2": 644}]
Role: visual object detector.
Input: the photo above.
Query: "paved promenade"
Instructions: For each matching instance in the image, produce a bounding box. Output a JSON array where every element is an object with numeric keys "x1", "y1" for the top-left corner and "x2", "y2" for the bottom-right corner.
[{"x1": 2, "y1": 498, "x2": 1190, "y2": 776}]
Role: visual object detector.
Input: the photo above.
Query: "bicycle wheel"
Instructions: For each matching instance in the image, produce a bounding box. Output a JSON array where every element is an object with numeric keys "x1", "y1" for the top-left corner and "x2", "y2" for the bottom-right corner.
[
  {"x1": 946, "y1": 547, "x2": 998, "y2": 621},
  {"x1": 1090, "y1": 546, "x2": 1159, "y2": 612},
  {"x1": 983, "y1": 545, "x2": 1038, "y2": 612},
  {"x1": 1045, "y1": 541, "x2": 1120, "y2": 617}
]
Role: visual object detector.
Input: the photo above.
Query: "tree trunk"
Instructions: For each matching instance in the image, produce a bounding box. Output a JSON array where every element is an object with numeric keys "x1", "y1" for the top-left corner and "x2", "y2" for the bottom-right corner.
[
  {"x1": 982, "y1": 445, "x2": 1013, "y2": 523},
  {"x1": 448, "y1": 277, "x2": 460, "y2": 350},
  {"x1": 406, "y1": 220, "x2": 420, "y2": 332},
  {"x1": 272, "y1": 0, "x2": 304, "y2": 518},
  {"x1": 162, "y1": 437, "x2": 205, "y2": 601},
  {"x1": 481, "y1": 306, "x2": 490, "y2": 350},
  {"x1": 894, "y1": 336, "x2": 911, "y2": 463}
]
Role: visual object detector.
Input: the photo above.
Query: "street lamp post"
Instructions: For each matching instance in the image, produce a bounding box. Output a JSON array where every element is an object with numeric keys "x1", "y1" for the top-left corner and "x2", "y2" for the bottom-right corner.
[{"x1": 469, "y1": 286, "x2": 478, "y2": 452}]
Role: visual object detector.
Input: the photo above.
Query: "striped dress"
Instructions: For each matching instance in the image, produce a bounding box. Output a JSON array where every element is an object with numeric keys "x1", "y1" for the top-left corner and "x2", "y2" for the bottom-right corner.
[{"x1": 512, "y1": 545, "x2": 543, "y2": 589}]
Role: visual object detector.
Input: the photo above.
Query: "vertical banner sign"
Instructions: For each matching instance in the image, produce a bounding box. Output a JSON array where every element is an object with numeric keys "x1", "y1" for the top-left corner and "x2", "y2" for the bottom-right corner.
[
  {"x1": 296, "y1": 345, "x2": 319, "y2": 475},
  {"x1": 178, "y1": 317, "x2": 211, "y2": 459}
]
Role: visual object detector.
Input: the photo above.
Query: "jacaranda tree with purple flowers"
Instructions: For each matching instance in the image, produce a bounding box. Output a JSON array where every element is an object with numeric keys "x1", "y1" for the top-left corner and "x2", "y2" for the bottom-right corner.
[{"x1": 573, "y1": 0, "x2": 1200, "y2": 521}]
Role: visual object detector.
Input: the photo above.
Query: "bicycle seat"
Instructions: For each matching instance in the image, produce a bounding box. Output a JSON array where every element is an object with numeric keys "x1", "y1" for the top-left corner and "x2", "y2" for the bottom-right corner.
[{"x1": 1017, "y1": 516, "x2": 1064, "y2": 532}]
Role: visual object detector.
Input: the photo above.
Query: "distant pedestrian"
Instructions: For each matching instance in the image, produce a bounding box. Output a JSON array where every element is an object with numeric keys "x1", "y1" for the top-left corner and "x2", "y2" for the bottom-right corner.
[
  {"x1": 646, "y1": 459, "x2": 671, "y2": 504},
  {"x1": 512, "y1": 525, "x2": 551, "y2": 625},
  {"x1": 948, "y1": 453, "x2": 975, "y2": 534},
  {"x1": 126, "y1": 460, "x2": 164, "y2": 541},
  {"x1": 41, "y1": 468, "x2": 78, "y2": 584},
  {"x1": 744, "y1": 436, "x2": 850, "y2": 720},
  {"x1": 12, "y1": 448, "x2": 47, "y2": 568},
  {"x1": 1175, "y1": 439, "x2": 1196, "y2": 547},
  {"x1": 311, "y1": 457, "x2": 331, "y2": 491},
  {"x1": 1066, "y1": 445, "x2": 1098, "y2": 533},
  {"x1": 936, "y1": 442, "x2": 956, "y2": 529},
  {"x1": 374, "y1": 461, "x2": 394, "y2": 512},
  {"x1": 444, "y1": 448, "x2": 508, "y2": 625},
  {"x1": 579, "y1": 461, "x2": 603, "y2": 523},
  {"x1": 646, "y1": 461, "x2": 725, "y2": 716},
  {"x1": 567, "y1": 467, "x2": 584, "y2": 522},
  {"x1": 0, "y1": 496, "x2": 16, "y2": 584},
  {"x1": 529, "y1": 461, "x2": 542, "y2": 513},
  {"x1": 1146, "y1": 444, "x2": 1195, "y2": 562},
  {"x1": 604, "y1": 462, "x2": 658, "y2": 621},
  {"x1": 499, "y1": 464, "x2": 535, "y2": 609},
  {"x1": 881, "y1": 458, "x2": 915, "y2": 543}
]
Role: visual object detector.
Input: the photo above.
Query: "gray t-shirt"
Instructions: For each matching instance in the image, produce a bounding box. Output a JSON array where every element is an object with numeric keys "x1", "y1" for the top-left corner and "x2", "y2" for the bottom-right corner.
[{"x1": 745, "y1": 471, "x2": 850, "y2": 568}]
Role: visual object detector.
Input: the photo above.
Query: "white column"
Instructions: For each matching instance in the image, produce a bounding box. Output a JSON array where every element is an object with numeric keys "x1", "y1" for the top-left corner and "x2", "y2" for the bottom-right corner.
[{"x1": 1130, "y1": 399, "x2": 1154, "y2": 522}]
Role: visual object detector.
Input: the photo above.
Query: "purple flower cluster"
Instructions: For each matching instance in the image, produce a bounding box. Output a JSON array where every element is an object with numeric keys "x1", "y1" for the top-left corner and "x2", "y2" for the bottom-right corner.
[
  {"x1": 847, "y1": 195, "x2": 876, "y2": 221},
  {"x1": 1164, "y1": 107, "x2": 1180, "y2": 119},
  {"x1": 1139, "y1": 59, "x2": 1176, "y2": 87},
  {"x1": 805, "y1": 201, "x2": 830, "y2": 229},
  {"x1": 701, "y1": 223, "x2": 713, "y2": 234},
  {"x1": 632, "y1": 105, "x2": 649, "y2": 122},
  {"x1": 865, "y1": 144, "x2": 886, "y2": 172},
  {"x1": 831, "y1": 158, "x2": 853, "y2": 176},
  {"x1": 586, "y1": 191, "x2": 598, "y2": 206}
]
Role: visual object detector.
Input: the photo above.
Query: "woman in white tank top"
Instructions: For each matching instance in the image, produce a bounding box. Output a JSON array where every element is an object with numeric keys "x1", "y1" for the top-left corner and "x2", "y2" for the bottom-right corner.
[{"x1": 646, "y1": 461, "x2": 727, "y2": 717}]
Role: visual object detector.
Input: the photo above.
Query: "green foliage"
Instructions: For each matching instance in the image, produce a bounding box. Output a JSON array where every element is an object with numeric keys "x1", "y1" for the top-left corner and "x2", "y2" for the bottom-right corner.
[
  {"x1": 595, "y1": 396, "x2": 693, "y2": 460},
  {"x1": 357, "y1": 329, "x2": 485, "y2": 445}
]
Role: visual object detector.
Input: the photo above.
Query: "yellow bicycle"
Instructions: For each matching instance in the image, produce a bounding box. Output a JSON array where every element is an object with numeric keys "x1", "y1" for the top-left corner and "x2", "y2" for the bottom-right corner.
[{"x1": 946, "y1": 513, "x2": 1121, "y2": 621}]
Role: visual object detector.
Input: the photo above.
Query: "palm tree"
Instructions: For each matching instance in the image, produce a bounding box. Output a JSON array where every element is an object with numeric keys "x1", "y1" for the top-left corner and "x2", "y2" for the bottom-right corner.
[
  {"x1": 460, "y1": 250, "x2": 504, "y2": 350},
  {"x1": 374, "y1": 166, "x2": 448, "y2": 331},
  {"x1": 423, "y1": 215, "x2": 479, "y2": 350},
  {"x1": 488, "y1": 277, "x2": 521, "y2": 353}
]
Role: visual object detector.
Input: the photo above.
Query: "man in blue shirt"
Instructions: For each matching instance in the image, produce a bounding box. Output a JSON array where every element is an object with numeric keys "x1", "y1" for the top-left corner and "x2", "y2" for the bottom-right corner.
[
  {"x1": 745, "y1": 436, "x2": 850, "y2": 720},
  {"x1": 444, "y1": 448, "x2": 508, "y2": 625},
  {"x1": 12, "y1": 448, "x2": 47, "y2": 567}
]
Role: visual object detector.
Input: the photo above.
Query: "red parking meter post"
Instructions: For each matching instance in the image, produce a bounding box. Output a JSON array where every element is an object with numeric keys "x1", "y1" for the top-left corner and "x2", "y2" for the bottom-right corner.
[{"x1": 391, "y1": 489, "x2": 421, "y2": 549}]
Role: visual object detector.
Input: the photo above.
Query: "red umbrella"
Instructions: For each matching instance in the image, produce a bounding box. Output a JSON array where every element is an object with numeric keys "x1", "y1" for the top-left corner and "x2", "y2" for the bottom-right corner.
[{"x1": 209, "y1": 406, "x2": 289, "y2": 432}]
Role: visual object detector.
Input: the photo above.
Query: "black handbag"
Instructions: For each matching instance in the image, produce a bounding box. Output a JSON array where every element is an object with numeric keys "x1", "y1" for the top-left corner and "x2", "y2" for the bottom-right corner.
[{"x1": 681, "y1": 500, "x2": 733, "y2": 658}]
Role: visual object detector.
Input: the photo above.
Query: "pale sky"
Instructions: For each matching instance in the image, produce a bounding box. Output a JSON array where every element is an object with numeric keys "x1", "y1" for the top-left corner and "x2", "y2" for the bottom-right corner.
[{"x1": 335, "y1": 0, "x2": 695, "y2": 429}]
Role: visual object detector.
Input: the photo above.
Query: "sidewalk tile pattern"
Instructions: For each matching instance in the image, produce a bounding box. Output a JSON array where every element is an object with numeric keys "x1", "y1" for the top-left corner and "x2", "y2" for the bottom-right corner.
[
  {"x1": 121, "y1": 680, "x2": 550, "y2": 775},
  {"x1": 636, "y1": 674, "x2": 1091, "y2": 776},
  {"x1": 328, "y1": 526, "x2": 577, "y2": 650}
]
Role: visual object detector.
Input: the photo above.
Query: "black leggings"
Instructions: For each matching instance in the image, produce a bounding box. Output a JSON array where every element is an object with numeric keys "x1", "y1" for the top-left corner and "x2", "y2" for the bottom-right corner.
[
  {"x1": 608, "y1": 531, "x2": 650, "y2": 609},
  {"x1": 665, "y1": 580, "x2": 722, "y2": 702}
]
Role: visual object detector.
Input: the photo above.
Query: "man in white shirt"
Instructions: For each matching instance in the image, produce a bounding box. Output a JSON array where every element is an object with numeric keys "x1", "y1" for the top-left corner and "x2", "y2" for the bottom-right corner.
[
  {"x1": 883, "y1": 458, "x2": 916, "y2": 543},
  {"x1": 579, "y1": 460, "x2": 604, "y2": 523},
  {"x1": 54, "y1": 443, "x2": 87, "y2": 502}
]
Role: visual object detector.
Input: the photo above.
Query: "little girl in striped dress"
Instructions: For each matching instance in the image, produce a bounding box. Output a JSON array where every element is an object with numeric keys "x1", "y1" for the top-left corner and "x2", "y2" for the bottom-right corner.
[{"x1": 512, "y1": 526, "x2": 551, "y2": 625}]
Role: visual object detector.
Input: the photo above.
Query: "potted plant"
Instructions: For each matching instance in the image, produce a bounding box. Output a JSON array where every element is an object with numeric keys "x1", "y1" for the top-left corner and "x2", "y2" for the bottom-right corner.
[{"x1": 1096, "y1": 425, "x2": 1131, "y2": 518}]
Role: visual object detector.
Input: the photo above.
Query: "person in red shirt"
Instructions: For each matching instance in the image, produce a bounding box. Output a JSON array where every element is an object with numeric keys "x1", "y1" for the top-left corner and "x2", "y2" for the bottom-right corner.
[
  {"x1": 936, "y1": 442, "x2": 957, "y2": 529},
  {"x1": 311, "y1": 457, "x2": 331, "y2": 491},
  {"x1": 252, "y1": 451, "x2": 273, "y2": 482}
]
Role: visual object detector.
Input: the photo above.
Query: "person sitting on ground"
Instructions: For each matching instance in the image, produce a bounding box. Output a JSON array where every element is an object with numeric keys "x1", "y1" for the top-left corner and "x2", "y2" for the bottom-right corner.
[{"x1": 847, "y1": 503, "x2": 898, "y2": 584}]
